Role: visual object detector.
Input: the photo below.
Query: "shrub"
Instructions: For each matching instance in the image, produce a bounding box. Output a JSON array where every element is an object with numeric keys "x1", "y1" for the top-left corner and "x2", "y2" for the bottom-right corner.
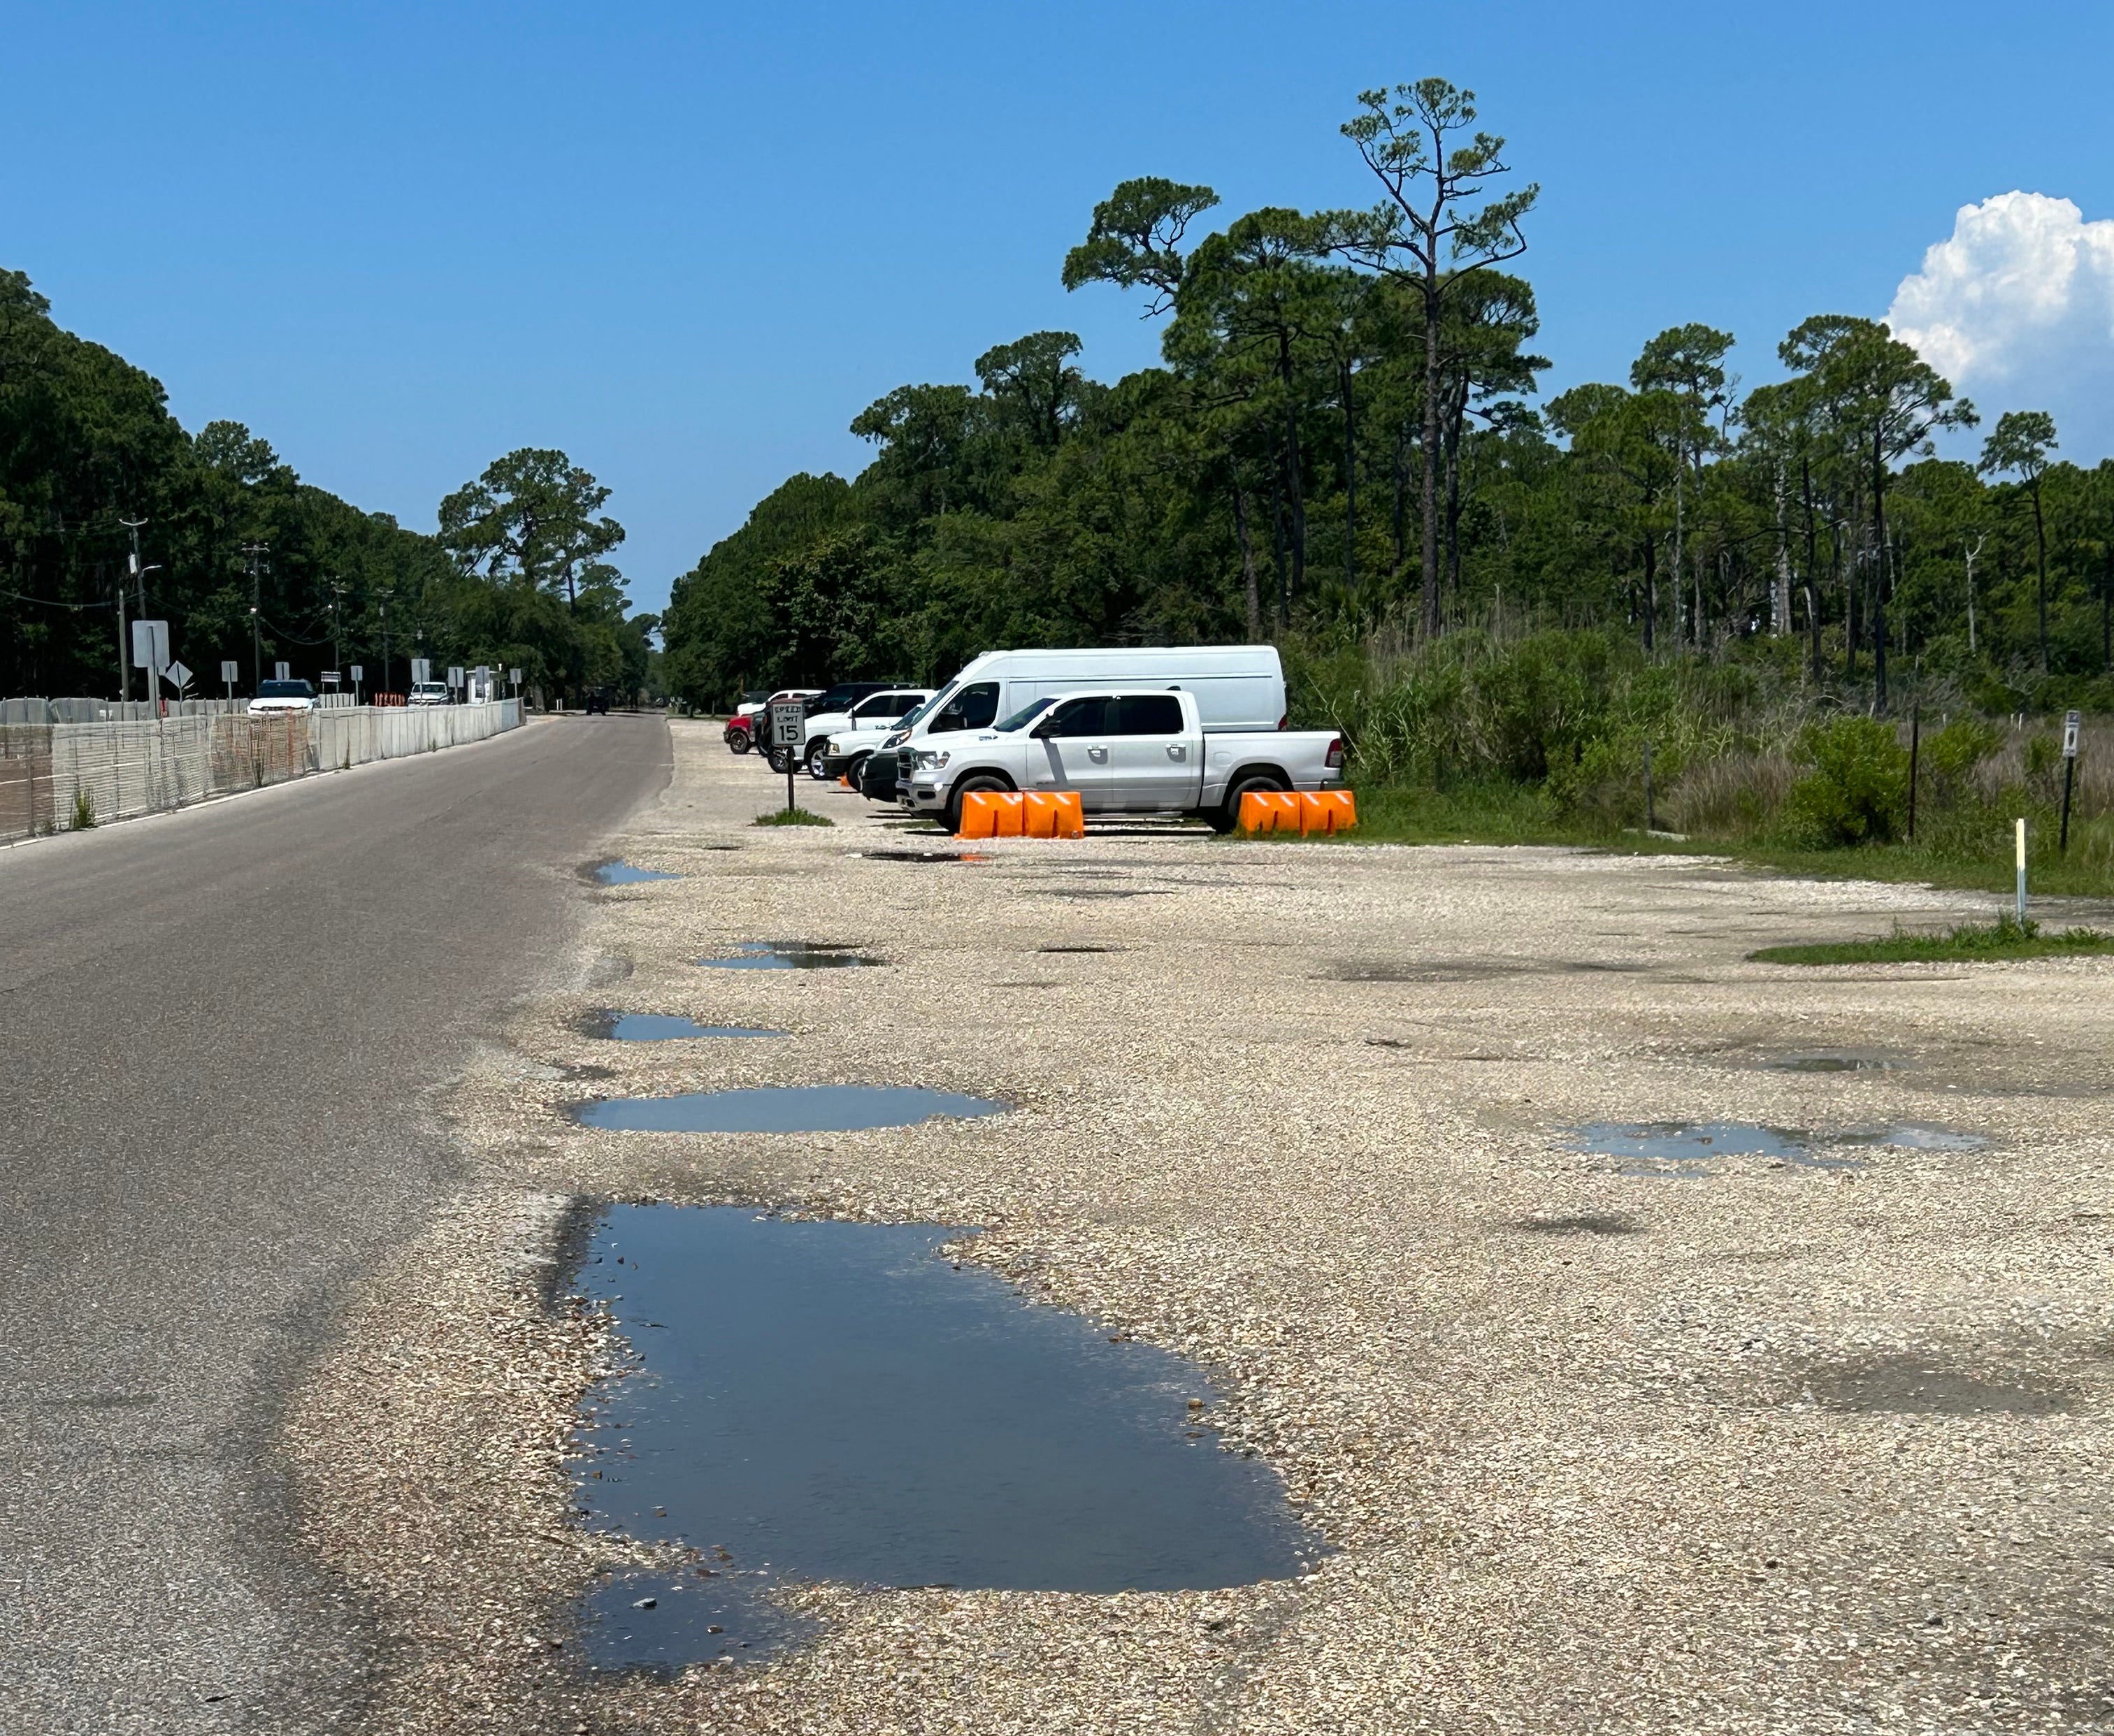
[
  {"x1": 1785, "y1": 715, "x2": 1909, "y2": 846},
  {"x1": 70, "y1": 787, "x2": 96, "y2": 830}
]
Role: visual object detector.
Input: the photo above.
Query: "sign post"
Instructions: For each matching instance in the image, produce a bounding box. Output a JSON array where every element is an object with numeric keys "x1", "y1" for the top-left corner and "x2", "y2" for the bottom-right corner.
[
  {"x1": 770, "y1": 698, "x2": 805, "y2": 816},
  {"x1": 350, "y1": 663, "x2": 364, "y2": 704},
  {"x1": 2060, "y1": 709, "x2": 2081, "y2": 855},
  {"x1": 2015, "y1": 817, "x2": 2029, "y2": 928},
  {"x1": 273, "y1": 660, "x2": 291, "y2": 682},
  {"x1": 131, "y1": 619, "x2": 170, "y2": 718},
  {"x1": 411, "y1": 657, "x2": 432, "y2": 687},
  {"x1": 163, "y1": 659, "x2": 191, "y2": 696},
  {"x1": 221, "y1": 660, "x2": 239, "y2": 704}
]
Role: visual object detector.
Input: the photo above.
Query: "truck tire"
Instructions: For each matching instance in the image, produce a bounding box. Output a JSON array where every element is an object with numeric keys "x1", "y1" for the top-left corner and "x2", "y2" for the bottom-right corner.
[
  {"x1": 845, "y1": 752, "x2": 870, "y2": 791},
  {"x1": 943, "y1": 773, "x2": 1012, "y2": 836},
  {"x1": 766, "y1": 744, "x2": 794, "y2": 775},
  {"x1": 726, "y1": 728, "x2": 752, "y2": 755},
  {"x1": 1210, "y1": 770, "x2": 1288, "y2": 834},
  {"x1": 806, "y1": 738, "x2": 831, "y2": 779}
]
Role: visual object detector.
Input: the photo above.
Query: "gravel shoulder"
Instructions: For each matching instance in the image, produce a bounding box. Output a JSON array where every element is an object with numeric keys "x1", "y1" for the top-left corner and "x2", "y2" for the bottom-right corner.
[{"x1": 287, "y1": 719, "x2": 2114, "y2": 1735}]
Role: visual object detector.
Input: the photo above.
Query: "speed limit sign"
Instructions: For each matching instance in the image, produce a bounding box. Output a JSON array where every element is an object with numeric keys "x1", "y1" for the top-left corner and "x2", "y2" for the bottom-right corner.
[{"x1": 770, "y1": 699, "x2": 805, "y2": 748}]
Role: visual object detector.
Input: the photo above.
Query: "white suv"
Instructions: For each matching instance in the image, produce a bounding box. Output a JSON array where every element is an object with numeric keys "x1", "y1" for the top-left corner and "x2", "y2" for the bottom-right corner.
[{"x1": 408, "y1": 681, "x2": 451, "y2": 707}]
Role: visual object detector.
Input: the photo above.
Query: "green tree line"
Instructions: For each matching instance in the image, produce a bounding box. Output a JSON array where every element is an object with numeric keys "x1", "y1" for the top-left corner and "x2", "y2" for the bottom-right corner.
[
  {"x1": 663, "y1": 78, "x2": 2114, "y2": 721},
  {"x1": 0, "y1": 268, "x2": 655, "y2": 704}
]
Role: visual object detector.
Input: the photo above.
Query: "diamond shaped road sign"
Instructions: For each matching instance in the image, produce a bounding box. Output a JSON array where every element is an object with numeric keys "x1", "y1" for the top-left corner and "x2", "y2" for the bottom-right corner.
[{"x1": 163, "y1": 660, "x2": 191, "y2": 690}]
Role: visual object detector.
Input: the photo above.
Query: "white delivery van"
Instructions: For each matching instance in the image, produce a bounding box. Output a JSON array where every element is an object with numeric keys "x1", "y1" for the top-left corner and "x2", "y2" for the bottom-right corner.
[{"x1": 899, "y1": 645, "x2": 1286, "y2": 742}]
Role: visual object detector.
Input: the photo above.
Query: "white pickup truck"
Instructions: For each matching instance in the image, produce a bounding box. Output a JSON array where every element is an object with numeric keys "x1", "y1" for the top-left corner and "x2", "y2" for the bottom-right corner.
[{"x1": 898, "y1": 688, "x2": 1344, "y2": 833}]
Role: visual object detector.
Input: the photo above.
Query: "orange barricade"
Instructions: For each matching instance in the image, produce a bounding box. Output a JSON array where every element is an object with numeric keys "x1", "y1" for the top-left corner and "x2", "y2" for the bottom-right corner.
[
  {"x1": 958, "y1": 788, "x2": 1084, "y2": 839},
  {"x1": 1239, "y1": 790, "x2": 1302, "y2": 833},
  {"x1": 1239, "y1": 789, "x2": 1357, "y2": 835},
  {"x1": 957, "y1": 790, "x2": 1024, "y2": 837},
  {"x1": 1303, "y1": 789, "x2": 1358, "y2": 834},
  {"x1": 1021, "y1": 790, "x2": 1085, "y2": 838}
]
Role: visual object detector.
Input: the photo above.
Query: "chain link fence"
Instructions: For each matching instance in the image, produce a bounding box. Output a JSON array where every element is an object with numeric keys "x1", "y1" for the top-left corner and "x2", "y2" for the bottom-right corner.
[{"x1": 0, "y1": 700, "x2": 522, "y2": 843}]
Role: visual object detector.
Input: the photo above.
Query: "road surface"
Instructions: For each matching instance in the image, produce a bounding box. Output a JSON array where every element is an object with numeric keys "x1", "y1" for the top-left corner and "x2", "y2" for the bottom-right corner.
[{"x1": 0, "y1": 714, "x2": 671, "y2": 1734}]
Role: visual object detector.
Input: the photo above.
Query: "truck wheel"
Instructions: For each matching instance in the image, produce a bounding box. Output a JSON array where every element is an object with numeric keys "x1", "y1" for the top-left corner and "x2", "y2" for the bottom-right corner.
[
  {"x1": 944, "y1": 774, "x2": 1010, "y2": 836},
  {"x1": 805, "y1": 739, "x2": 831, "y2": 779},
  {"x1": 846, "y1": 753, "x2": 870, "y2": 793},
  {"x1": 766, "y1": 744, "x2": 794, "y2": 774},
  {"x1": 1211, "y1": 771, "x2": 1286, "y2": 834},
  {"x1": 726, "y1": 729, "x2": 751, "y2": 755}
]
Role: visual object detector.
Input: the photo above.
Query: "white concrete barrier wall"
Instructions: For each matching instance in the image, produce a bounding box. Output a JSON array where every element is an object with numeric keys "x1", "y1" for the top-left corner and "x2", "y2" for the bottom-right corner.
[{"x1": 32, "y1": 700, "x2": 522, "y2": 834}]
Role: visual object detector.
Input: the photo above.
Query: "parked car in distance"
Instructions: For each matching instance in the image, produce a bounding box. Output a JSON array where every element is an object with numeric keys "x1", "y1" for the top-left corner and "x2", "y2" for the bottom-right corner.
[
  {"x1": 407, "y1": 680, "x2": 451, "y2": 707},
  {"x1": 898, "y1": 687, "x2": 1342, "y2": 833},
  {"x1": 826, "y1": 695, "x2": 942, "y2": 792},
  {"x1": 583, "y1": 688, "x2": 611, "y2": 715},
  {"x1": 247, "y1": 678, "x2": 318, "y2": 717},
  {"x1": 725, "y1": 687, "x2": 819, "y2": 755},
  {"x1": 803, "y1": 687, "x2": 931, "y2": 778}
]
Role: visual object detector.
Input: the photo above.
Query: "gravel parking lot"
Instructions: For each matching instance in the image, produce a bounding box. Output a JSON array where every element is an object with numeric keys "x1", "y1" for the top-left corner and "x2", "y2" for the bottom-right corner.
[{"x1": 288, "y1": 718, "x2": 2113, "y2": 1735}]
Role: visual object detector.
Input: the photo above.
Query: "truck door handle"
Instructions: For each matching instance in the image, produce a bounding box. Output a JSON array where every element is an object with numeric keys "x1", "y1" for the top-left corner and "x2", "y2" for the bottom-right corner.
[
  {"x1": 1086, "y1": 746, "x2": 1108, "y2": 763},
  {"x1": 1166, "y1": 743, "x2": 1186, "y2": 760}
]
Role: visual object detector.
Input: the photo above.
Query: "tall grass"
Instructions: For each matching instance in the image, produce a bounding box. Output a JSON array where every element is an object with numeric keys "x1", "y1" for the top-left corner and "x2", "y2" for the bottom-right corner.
[{"x1": 1288, "y1": 626, "x2": 2112, "y2": 893}]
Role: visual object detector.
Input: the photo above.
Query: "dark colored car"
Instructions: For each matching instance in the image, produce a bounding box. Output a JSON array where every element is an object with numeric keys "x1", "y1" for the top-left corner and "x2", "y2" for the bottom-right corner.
[{"x1": 584, "y1": 688, "x2": 610, "y2": 715}]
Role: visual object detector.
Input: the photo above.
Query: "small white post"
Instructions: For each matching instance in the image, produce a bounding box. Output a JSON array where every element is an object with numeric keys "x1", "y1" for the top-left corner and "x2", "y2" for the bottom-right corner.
[{"x1": 2015, "y1": 817, "x2": 2027, "y2": 928}]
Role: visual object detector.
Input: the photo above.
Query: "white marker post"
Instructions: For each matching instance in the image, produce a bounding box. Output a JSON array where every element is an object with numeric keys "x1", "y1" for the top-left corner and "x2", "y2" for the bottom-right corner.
[
  {"x1": 2015, "y1": 817, "x2": 2028, "y2": 929},
  {"x1": 2059, "y1": 709, "x2": 2080, "y2": 855},
  {"x1": 350, "y1": 663, "x2": 364, "y2": 704}
]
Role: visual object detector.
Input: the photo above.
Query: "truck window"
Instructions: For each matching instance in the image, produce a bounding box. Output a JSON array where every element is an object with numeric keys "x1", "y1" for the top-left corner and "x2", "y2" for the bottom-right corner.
[
  {"x1": 1110, "y1": 694, "x2": 1183, "y2": 735},
  {"x1": 1040, "y1": 695, "x2": 1109, "y2": 737},
  {"x1": 933, "y1": 681, "x2": 1000, "y2": 732}
]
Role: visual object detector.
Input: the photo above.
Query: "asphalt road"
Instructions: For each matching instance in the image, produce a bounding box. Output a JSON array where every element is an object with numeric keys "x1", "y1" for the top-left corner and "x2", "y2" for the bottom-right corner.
[{"x1": 0, "y1": 713, "x2": 671, "y2": 1735}]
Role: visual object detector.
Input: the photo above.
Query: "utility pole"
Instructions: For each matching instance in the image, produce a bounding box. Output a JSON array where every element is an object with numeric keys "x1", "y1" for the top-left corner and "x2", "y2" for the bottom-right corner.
[
  {"x1": 378, "y1": 587, "x2": 392, "y2": 695},
  {"x1": 329, "y1": 580, "x2": 344, "y2": 681},
  {"x1": 119, "y1": 516, "x2": 148, "y2": 704},
  {"x1": 243, "y1": 543, "x2": 270, "y2": 691}
]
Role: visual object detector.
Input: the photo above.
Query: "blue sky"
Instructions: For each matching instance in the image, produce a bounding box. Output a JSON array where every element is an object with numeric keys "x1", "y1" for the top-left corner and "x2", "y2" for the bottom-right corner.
[{"x1": 7, "y1": 1, "x2": 2111, "y2": 615}]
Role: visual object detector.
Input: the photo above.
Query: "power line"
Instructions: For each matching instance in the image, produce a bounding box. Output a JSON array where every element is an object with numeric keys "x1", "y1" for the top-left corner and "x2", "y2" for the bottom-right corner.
[{"x1": 0, "y1": 584, "x2": 117, "y2": 611}]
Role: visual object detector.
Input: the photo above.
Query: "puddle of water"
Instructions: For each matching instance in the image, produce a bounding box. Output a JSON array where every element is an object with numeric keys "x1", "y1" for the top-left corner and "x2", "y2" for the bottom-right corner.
[
  {"x1": 580, "y1": 1011, "x2": 786, "y2": 1042},
  {"x1": 580, "y1": 1567, "x2": 816, "y2": 1672},
  {"x1": 1764, "y1": 1051, "x2": 1906, "y2": 1073},
  {"x1": 1517, "y1": 1214, "x2": 1640, "y2": 1236},
  {"x1": 571, "y1": 1207, "x2": 1322, "y2": 1664},
  {"x1": 1037, "y1": 944, "x2": 1123, "y2": 955},
  {"x1": 696, "y1": 941, "x2": 882, "y2": 970},
  {"x1": 574, "y1": 1085, "x2": 1007, "y2": 1134},
  {"x1": 595, "y1": 860, "x2": 683, "y2": 885},
  {"x1": 1805, "y1": 1354, "x2": 2069, "y2": 1416},
  {"x1": 1043, "y1": 888, "x2": 1172, "y2": 901},
  {"x1": 1836, "y1": 1122, "x2": 1988, "y2": 1152},
  {"x1": 1563, "y1": 1120, "x2": 1874, "y2": 1176},
  {"x1": 861, "y1": 849, "x2": 990, "y2": 865}
]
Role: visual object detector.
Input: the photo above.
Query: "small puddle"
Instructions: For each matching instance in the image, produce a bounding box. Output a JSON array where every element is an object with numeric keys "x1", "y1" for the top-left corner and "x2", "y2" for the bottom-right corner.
[
  {"x1": 861, "y1": 849, "x2": 989, "y2": 865},
  {"x1": 1037, "y1": 943, "x2": 1123, "y2": 955},
  {"x1": 1836, "y1": 1122, "x2": 1988, "y2": 1152},
  {"x1": 696, "y1": 941, "x2": 882, "y2": 970},
  {"x1": 1563, "y1": 1120, "x2": 1857, "y2": 1176},
  {"x1": 594, "y1": 860, "x2": 683, "y2": 885},
  {"x1": 579, "y1": 1011, "x2": 786, "y2": 1042},
  {"x1": 1517, "y1": 1213, "x2": 1641, "y2": 1236},
  {"x1": 1762, "y1": 1051, "x2": 1907, "y2": 1073},
  {"x1": 574, "y1": 1085, "x2": 1007, "y2": 1134},
  {"x1": 570, "y1": 1207, "x2": 1323, "y2": 1667}
]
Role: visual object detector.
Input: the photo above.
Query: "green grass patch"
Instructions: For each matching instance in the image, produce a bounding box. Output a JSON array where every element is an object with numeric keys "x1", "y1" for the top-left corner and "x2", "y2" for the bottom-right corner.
[
  {"x1": 752, "y1": 806, "x2": 834, "y2": 827},
  {"x1": 1750, "y1": 916, "x2": 2114, "y2": 967}
]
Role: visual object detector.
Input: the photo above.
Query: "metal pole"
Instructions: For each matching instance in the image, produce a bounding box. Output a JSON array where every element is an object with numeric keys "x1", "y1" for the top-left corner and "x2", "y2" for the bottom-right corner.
[
  {"x1": 115, "y1": 563, "x2": 129, "y2": 707},
  {"x1": 2059, "y1": 709, "x2": 2080, "y2": 855},
  {"x1": 1641, "y1": 742, "x2": 1655, "y2": 834}
]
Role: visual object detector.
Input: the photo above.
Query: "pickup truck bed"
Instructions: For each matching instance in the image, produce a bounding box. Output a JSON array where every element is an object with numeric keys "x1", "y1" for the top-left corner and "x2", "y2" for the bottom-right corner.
[{"x1": 897, "y1": 688, "x2": 1343, "y2": 833}]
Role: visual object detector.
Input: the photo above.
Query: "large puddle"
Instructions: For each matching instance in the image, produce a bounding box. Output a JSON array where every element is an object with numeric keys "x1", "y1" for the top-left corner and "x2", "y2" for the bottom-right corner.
[
  {"x1": 574, "y1": 1085, "x2": 1007, "y2": 1133},
  {"x1": 696, "y1": 941, "x2": 882, "y2": 970},
  {"x1": 580, "y1": 1011, "x2": 786, "y2": 1042},
  {"x1": 572, "y1": 1207, "x2": 1321, "y2": 1669}
]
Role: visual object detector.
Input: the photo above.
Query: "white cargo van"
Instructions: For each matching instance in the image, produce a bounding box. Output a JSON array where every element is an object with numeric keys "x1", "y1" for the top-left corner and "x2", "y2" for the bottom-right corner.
[{"x1": 900, "y1": 646, "x2": 1286, "y2": 742}]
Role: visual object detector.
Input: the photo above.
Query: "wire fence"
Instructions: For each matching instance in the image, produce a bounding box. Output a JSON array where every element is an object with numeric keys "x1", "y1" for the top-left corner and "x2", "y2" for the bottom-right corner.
[{"x1": 0, "y1": 699, "x2": 523, "y2": 843}]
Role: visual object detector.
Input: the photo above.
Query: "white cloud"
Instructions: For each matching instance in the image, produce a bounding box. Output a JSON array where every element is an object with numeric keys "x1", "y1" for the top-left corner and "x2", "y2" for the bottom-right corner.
[{"x1": 1887, "y1": 191, "x2": 2114, "y2": 456}]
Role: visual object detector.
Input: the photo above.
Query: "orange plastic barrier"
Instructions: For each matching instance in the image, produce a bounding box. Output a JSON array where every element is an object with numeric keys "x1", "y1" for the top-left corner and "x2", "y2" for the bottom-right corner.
[
  {"x1": 1021, "y1": 790, "x2": 1086, "y2": 838},
  {"x1": 1239, "y1": 789, "x2": 1357, "y2": 835},
  {"x1": 958, "y1": 788, "x2": 1083, "y2": 839},
  {"x1": 1239, "y1": 790, "x2": 1302, "y2": 833},
  {"x1": 1303, "y1": 789, "x2": 1358, "y2": 834},
  {"x1": 957, "y1": 790, "x2": 1024, "y2": 837}
]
